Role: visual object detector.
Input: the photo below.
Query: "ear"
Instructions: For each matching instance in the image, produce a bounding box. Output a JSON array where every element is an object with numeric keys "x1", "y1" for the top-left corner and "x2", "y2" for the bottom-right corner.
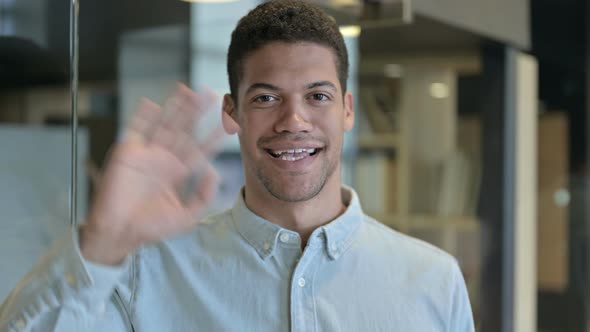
[
  {"x1": 343, "y1": 92, "x2": 355, "y2": 132},
  {"x1": 222, "y1": 94, "x2": 241, "y2": 135}
]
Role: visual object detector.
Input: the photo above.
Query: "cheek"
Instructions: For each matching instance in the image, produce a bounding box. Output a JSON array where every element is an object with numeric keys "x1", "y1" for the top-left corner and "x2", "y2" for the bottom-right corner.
[
  {"x1": 243, "y1": 113, "x2": 276, "y2": 134},
  {"x1": 316, "y1": 114, "x2": 345, "y2": 136},
  {"x1": 238, "y1": 115, "x2": 273, "y2": 149}
]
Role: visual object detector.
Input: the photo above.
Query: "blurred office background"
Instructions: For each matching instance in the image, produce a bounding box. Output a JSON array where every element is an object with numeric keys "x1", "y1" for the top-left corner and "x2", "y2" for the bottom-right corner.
[{"x1": 0, "y1": 0, "x2": 587, "y2": 331}]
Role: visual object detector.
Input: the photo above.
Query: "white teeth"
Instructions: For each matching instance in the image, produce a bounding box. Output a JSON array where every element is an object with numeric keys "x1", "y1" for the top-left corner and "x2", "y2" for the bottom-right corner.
[
  {"x1": 280, "y1": 155, "x2": 306, "y2": 161},
  {"x1": 271, "y1": 148, "x2": 317, "y2": 155}
]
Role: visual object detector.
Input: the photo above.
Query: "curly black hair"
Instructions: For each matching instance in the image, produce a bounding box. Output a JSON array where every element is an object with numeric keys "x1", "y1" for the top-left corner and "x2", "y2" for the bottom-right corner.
[{"x1": 227, "y1": 0, "x2": 349, "y2": 100}]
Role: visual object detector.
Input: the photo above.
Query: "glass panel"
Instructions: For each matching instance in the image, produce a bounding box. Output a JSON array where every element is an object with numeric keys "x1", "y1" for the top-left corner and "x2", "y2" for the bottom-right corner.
[
  {"x1": 2, "y1": 1, "x2": 518, "y2": 331},
  {"x1": 355, "y1": 49, "x2": 485, "y2": 325},
  {"x1": 0, "y1": 0, "x2": 86, "y2": 301}
]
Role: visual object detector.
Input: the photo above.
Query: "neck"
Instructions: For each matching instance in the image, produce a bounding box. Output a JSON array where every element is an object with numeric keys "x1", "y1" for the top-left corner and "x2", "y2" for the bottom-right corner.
[{"x1": 243, "y1": 179, "x2": 346, "y2": 247}]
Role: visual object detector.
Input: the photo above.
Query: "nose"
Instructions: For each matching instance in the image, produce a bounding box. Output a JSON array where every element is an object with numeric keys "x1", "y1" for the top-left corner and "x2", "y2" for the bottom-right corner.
[{"x1": 273, "y1": 100, "x2": 313, "y2": 133}]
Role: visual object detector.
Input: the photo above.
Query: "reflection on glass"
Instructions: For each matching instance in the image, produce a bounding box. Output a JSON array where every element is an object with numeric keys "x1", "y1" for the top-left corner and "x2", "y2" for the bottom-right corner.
[{"x1": 355, "y1": 49, "x2": 485, "y2": 324}]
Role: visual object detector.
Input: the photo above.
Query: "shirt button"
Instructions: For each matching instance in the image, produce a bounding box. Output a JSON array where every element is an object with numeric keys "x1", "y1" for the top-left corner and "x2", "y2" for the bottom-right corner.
[
  {"x1": 298, "y1": 277, "x2": 306, "y2": 288},
  {"x1": 279, "y1": 233, "x2": 290, "y2": 243},
  {"x1": 263, "y1": 242, "x2": 271, "y2": 251},
  {"x1": 66, "y1": 273, "x2": 77, "y2": 287},
  {"x1": 14, "y1": 318, "x2": 26, "y2": 330},
  {"x1": 96, "y1": 302, "x2": 106, "y2": 316}
]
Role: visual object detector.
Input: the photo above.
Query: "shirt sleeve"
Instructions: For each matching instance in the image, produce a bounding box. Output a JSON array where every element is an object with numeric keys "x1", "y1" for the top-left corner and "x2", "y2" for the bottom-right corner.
[
  {"x1": 0, "y1": 227, "x2": 129, "y2": 332},
  {"x1": 448, "y1": 262, "x2": 476, "y2": 332}
]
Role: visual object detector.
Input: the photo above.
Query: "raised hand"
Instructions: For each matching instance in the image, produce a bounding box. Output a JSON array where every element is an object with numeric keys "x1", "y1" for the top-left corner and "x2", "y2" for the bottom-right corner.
[{"x1": 80, "y1": 84, "x2": 221, "y2": 265}]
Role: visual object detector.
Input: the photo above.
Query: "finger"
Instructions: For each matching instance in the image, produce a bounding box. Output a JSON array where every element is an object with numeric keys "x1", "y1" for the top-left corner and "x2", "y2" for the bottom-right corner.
[
  {"x1": 191, "y1": 85, "x2": 221, "y2": 134},
  {"x1": 168, "y1": 83, "x2": 220, "y2": 136},
  {"x1": 199, "y1": 125, "x2": 227, "y2": 159},
  {"x1": 164, "y1": 84, "x2": 199, "y2": 135},
  {"x1": 150, "y1": 97, "x2": 186, "y2": 150},
  {"x1": 185, "y1": 163, "x2": 220, "y2": 215},
  {"x1": 178, "y1": 141, "x2": 209, "y2": 174},
  {"x1": 151, "y1": 84, "x2": 202, "y2": 149},
  {"x1": 150, "y1": 121, "x2": 178, "y2": 150},
  {"x1": 170, "y1": 132, "x2": 202, "y2": 169},
  {"x1": 125, "y1": 98, "x2": 162, "y2": 144},
  {"x1": 199, "y1": 86, "x2": 222, "y2": 114}
]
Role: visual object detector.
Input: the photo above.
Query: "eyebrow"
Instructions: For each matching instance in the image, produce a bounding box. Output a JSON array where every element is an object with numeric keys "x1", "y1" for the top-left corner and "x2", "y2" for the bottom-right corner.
[
  {"x1": 306, "y1": 81, "x2": 337, "y2": 91},
  {"x1": 245, "y1": 81, "x2": 338, "y2": 95},
  {"x1": 245, "y1": 83, "x2": 281, "y2": 95}
]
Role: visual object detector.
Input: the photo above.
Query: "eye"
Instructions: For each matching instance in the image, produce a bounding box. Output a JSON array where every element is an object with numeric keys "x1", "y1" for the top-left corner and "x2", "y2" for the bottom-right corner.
[
  {"x1": 310, "y1": 93, "x2": 331, "y2": 102},
  {"x1": 254, "y1": 95, "x2": 278, "y2": 103}
]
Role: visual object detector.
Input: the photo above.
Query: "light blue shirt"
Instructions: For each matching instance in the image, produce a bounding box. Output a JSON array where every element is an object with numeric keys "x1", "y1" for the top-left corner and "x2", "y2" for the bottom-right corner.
[{"x1": 0, "y1": 187, "x2": 475, "y2": 331}]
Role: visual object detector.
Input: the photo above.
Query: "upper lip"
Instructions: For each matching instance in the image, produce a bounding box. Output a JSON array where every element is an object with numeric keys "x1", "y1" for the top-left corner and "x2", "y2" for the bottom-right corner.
[{"x1": 258, "y1": 134, "x2": 326, "y2": 151}]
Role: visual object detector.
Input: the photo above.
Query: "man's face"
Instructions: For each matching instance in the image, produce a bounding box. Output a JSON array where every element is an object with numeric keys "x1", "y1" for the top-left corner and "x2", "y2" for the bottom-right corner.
[{"x1": 224, "y1": 42, "x2": 354, "y2": 203}]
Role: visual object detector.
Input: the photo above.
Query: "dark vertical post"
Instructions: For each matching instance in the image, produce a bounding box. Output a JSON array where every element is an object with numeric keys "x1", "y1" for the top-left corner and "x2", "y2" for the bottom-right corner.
[{"x1": 478, "y1": 43, "x2": 517, "y2": 332}]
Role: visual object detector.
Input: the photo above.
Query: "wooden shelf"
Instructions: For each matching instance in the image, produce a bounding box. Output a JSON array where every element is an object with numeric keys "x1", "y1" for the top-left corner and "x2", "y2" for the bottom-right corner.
[{"x1": 358, "y1": 133, "x2": 400, "y2": 150}]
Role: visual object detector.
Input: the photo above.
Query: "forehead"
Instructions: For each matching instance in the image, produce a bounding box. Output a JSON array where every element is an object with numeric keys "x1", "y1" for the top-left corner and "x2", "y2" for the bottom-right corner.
[{"x1": 239, "y1": 42, "x2": 341, "y2": 93}]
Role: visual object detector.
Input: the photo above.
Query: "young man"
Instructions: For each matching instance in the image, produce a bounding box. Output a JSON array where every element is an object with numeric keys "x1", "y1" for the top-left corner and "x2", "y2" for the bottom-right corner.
[{"x1": 0, "y1": 1, "x2": 474, "y2": 331}]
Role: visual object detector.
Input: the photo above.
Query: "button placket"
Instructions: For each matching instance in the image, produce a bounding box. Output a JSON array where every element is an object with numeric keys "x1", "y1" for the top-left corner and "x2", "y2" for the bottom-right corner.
[
  {"x1": 290, "y1": 241, "x2": 322, "y2": 332},
  {"x1": 279, "y1": 233, "x2": 290, "y2": 243},
  {"x1": 297, "y1": 277, "x2": 306, "y2": 288}
]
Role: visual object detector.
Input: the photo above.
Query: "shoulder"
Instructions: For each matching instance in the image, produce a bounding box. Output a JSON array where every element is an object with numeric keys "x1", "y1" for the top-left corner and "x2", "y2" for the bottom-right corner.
[
  {"x1": 195, "y1": 209, "x2": 237, "y2": 238},
  {"x1": 355, "y1": 215, "x2": 459, "y2": 276},
  {"x1": 138, "y1": 208, "x2": 239, "y2": 262},
  {"x1": 352, "y1": 215, "x2": 465, "y2": 309},
  {"x1": 175, "y1": 209, "x2": 237, "y2": 244}
]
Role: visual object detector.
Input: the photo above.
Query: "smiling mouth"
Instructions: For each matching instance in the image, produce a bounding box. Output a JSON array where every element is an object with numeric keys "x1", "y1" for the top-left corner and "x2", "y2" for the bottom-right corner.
[{"x1": 265, "y1": 148, "x2": 321, "y2": 161}]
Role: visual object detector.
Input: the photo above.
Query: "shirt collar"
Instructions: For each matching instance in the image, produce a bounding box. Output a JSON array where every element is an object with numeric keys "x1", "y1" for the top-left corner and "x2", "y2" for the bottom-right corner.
[{"x1": 231, "y1": 186, "x2": 364, "y2": 261}]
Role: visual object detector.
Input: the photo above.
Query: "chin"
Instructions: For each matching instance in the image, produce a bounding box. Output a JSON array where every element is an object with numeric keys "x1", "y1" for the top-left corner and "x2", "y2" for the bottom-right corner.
[
  {"x1": 267, "y1": 186, "x2": 323, "y2": 203},
  {"x1": 262, "y1": 176, "x2": 326, "y2": 203},
  {"x1": 247, "y1": 147, "x2": 339, "y2": 203}
]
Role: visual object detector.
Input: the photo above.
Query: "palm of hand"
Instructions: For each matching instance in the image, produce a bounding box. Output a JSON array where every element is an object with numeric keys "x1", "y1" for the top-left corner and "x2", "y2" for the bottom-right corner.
[{"x1": 82, "y1": 84, "x2": 222, "y2": 263}]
